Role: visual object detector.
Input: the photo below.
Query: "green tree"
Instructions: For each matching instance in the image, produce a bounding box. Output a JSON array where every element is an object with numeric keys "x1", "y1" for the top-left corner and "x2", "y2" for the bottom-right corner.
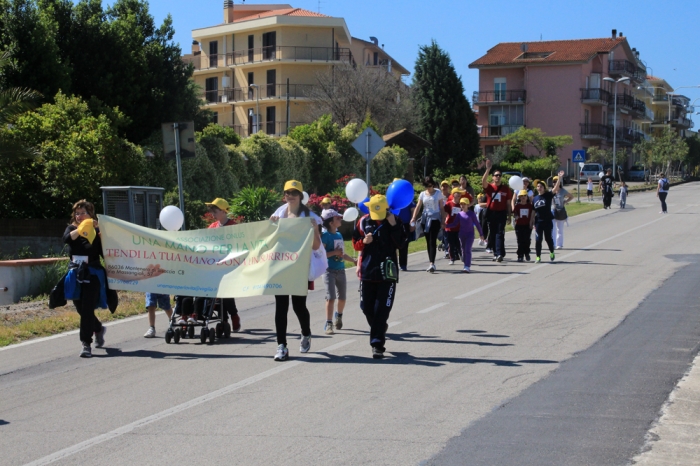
[
  {"x1": 685, "y1": 135, "x2": 700, "y2": 175},
  {"x1": 289, "y1": 114, "x2": 345, "y2": 193},
  {"x1": 499, "y1": 127, "x2": 573, "y2": 158},
  {"x1": 634, "y1": 128, "x2": 689, "y2": 175},
  {"x1": 413, "y1": 40, "x2": 479, "y2": 174}
]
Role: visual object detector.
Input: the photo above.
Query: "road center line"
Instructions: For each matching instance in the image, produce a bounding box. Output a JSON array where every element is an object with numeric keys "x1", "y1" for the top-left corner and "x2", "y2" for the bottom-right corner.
[
  {"x1": 453, "y1": 209, "x2": 685, "y2": 301},
  {"x1": 23, "y1": 338, "x2": 356, "y2": 466},
  {"x1": 417, "y1": 303, "x2": 448, "y2": 314}
]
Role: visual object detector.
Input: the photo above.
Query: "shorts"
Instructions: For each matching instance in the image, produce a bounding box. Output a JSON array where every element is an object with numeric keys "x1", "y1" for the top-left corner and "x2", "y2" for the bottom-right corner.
[
  {"x1": 145, "y1": 293, "x2": 172, "y2": 310},
  {"x1": 323, "y1": 268, "x2": 347, "y2": 301},
  {"x1": 586, "y1": 190, "x2": 593, "y2": 196}
]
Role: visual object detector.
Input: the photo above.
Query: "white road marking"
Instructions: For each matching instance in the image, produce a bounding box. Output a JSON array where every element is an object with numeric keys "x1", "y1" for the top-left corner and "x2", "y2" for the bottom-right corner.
[
  {"x1": 23, "y1": 338, "x2": 356, "y2": 466},
  {"x1": 417, "y1": 303, "x2": 448, "y2": 314}
]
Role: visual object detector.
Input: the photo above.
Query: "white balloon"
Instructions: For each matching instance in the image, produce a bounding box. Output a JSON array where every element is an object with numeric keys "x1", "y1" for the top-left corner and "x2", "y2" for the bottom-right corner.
[
  {"x1": 345, "y1": 178, "x2": 369, "y2": 204},
  {"x1": 160, "y1": 205, "x2": 184, "y2": 231},
  {"x1": 508, "y1": 175, "x2": 524, "y2": 191},
  {"x1": 598, "y1": 172, "x2": 604, "y2": 179},
  {"x1": 302, "y1": 191, "x2": 309, "y2": 205},
  {"x1": 342, "y1": 207, "x2": 359, "y2": 222}
]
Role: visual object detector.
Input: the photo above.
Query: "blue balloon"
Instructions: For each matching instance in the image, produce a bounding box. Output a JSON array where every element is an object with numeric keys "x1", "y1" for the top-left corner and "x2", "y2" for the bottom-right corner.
[
  {"x1": 390, "y1": 207, "x2": 401, "y2": 215},
  {"x1": 386, "y1": 179, "x2": 414, "y2": 210},
  {"x1": 358, "y1": 197, "x2": 370, "y2": 214}
]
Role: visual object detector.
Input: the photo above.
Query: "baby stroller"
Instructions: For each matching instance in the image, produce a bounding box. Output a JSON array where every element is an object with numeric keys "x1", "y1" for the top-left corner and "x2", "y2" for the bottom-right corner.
[{"x1": 165, "y1": 296, "x2": 234, "y2": 345}]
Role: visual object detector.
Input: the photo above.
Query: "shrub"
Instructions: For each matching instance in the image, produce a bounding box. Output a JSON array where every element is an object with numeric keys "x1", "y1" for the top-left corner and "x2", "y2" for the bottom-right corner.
[{"x1": 229, "y1": 187, "x2": 282, "y2": 222}]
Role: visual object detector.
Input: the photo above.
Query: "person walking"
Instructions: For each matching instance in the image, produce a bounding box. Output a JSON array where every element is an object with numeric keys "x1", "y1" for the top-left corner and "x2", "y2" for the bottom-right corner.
[
  {"x1": 619, "y1": 181, "x2": 628, "y2": 209},
  {"x1": 410, "y1": 176, "x2": 445, "y2": 273},
  {"x1": 600, "y1": 169, "x2": 616, "y2": 209},
  {"x1": 657, "y1": 173, "x2": 669, "y2": 213},
  {"x1": 481, "y1": 160, "x2": 512, "y2": 262},
  {"x1": 204, "y1": 198, "x2": 242, "y2": 332},
  {"x1": 352, "y1": 195, "x2": 406, "y2": 359},
  {"x1": 586, "y1": 177, "x2": 594, "y2": 201},
  {"x1": 269, "y1": 180, "x2": 322, "y2": 361},
  {"x1": 63, "y1": 200, "x2": 108, "y2": 358},
  {"x1": 551, "y1": 176, "x2": 573, "y2": 249},
  {"x1": 444, "y1": 196, "x2": 484, "y2": 273},
  {"x1": 532, "y1": 173, "x2": 564, "y2": 263},
  {"x1": 144, "y1": 293, "x2": 172, "y2": 338},
  {"x1": 321, "y1": 209, "x2": 356, "y2": 334},
  {"x1": 444, "y1": 187, "x2": 465, "y2": 265},
  {"x1": 513, "y1": 190, "x2": 534, "y2": 262}
]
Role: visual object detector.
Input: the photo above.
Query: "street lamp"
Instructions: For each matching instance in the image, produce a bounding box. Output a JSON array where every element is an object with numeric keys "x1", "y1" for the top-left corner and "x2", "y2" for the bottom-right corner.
[
  {"x1": 604, "y1": 76, "x2": 630, "y2": 178},
  {"x1": 249, "y1": 83, "x2": 260, "y2": 134}
]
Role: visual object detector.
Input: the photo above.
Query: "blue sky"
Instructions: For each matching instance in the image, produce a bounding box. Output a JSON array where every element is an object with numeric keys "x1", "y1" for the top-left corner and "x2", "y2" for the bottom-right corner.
[{"x1": 147, "y1": 0, "x2": 700, "y2": 108}]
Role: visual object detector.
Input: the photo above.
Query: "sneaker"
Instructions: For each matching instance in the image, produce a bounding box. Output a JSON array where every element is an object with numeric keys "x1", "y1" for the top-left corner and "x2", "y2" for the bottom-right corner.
[
  {"x1": 324, "y1": 321, "x2": 334, "y2": 335},
  {"x1": 300, "y1": 334, "x2": 311, "y2": 353},
  {"x1": 400, "y1": 266, "x2": 407, "y2": 271},
  {"x1": 431, "y1": 264, "x2": 437, "y2": 272},
  {"x1": 497, "y1": 255, "x2": 503, "y2": 262},
  {"x1": 426, "y1": 265, "x2": 433, "y2": 273},
  {"x1": 175, "y1": 315, "x2": 186, "y2": 325},
  {"x1": 95, "y1": 326, "x2": 106, "y2": 348},
  {"x1": 144, "y1": 326, "x2": 156, "y2": 338},
  {"x1": 448, "y1": 260, "x2": 455, "y2": 265},
  {"x1": 372, "y1": 347, "x2": 385, "y2": 359},
  {"x1": 478, "y1": 240, "x2": 486, "y2": 247},
  {"x1": 187, "y1": 314, "x2": 198, "y2": 324},
  {"x1": 273, "y1": 344, "x2": 289, "y2": 361},
  {"x1": 550, "y1": 252, "x2": 555, "y2": 262},
  {"x1": 334, "y1": 312, "x2": 343, "y2": 330},
  {"x1": 517, "y1": 257, "x2": 524, "y2": 262},
  {"x1": 555, "y1": 246, "x2": 562, "y2": 250},
  {"x1": 485, "y1": 248, "x2": 492, "y2": 254},
  {"x1": 492, "y1": 256, "x2": 498, "y2": 261},
  {"x1": 525, "y1": 254, "x2": 531, "y2": 262},
  {"x1": 535, "y1": 256, "x2": 541, "y2": 263},
  {"x1": 462, "y1": 266, "x2": 470, "y2": 273},
  {"x1": 444, "y1": 252, "x2": 450, "y2": 259},
  {"x1": 231, "y1": 314, "x2": 241, "y2": 333},
  {"x1": 80, "y1": 343, "x2": 92, "y2": 358}
]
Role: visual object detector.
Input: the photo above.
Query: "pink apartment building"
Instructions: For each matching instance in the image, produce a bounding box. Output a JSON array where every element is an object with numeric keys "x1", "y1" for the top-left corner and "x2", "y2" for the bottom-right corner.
[{"x1": 469, "y1": 31, "x2": 656, "y2": 175}]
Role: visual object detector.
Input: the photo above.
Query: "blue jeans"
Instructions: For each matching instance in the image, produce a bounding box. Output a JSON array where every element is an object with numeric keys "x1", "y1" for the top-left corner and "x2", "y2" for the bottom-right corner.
[{"x1": 487, "y1": 210, "x2": 507, "y2": 257}]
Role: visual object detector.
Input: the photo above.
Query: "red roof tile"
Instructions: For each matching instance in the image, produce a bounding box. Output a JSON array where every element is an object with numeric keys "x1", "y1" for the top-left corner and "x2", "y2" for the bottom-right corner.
[
  {"x1": 235, "y1": 8, "x2": 330, "y2": 22},
  {"x1": 469, "y1": 37, "x2": 626, "y2": 68}
]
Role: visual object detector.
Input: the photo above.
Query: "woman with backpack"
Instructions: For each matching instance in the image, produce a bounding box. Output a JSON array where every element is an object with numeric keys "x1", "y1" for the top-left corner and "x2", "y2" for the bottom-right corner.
[{"x1": 657, "y1": 173, "x2": 669, "y2": 214}]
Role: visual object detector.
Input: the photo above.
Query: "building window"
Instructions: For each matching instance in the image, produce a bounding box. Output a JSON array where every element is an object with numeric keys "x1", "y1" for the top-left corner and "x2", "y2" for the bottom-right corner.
[
  {"x1": 248, "y1": 35, "x2": 254, "y2": 62},
  {"x1": 266, "y1": 106, "x2": 276, "y2": 134},
  {"x1": 205, "y1": 77, "x2": 218, "y2": 103},
  {"x1": 211, "y1": 112, "x2": 218, "y2": 125},
  {"x1": 494, "y1": 78, "x2": 506, "y2": 101},
  {"x1": 488, "y1": 105, "x2": 523, "y2": 136},
  {"x1": 248, "y1": 72, "x2": 254, "y2": 100},
  {"x1": 209, "y1": 41, "x2": 218, "y2": 68},
  {"x1": 267, "y1": 69, "x2": 276, "y2": 97},
  {"x1": 584, "y1": 109, "x2": 590, "y2": 126}
]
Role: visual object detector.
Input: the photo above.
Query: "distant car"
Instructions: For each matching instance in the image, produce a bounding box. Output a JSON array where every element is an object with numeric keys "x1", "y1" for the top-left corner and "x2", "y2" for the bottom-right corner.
[
  {"x1": 579, "y1": 163, "x2": 604, "y2": 181},
  {"x1": 627, "y1": 165, "x2": 648, "y2": 181}
]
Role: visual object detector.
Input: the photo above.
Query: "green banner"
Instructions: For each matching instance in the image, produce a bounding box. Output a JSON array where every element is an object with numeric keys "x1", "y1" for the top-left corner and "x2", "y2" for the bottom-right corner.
[{"x1": 98, "y1": 215, "x2": 313, "y2": 297}]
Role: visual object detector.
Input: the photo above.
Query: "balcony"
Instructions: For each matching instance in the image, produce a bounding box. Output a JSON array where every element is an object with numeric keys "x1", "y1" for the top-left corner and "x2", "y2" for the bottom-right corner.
[
  {"x1": 230, "y1": 121, "x2": 305, "y2": 138},
  {"x1": 673, "y1": 117, "x2": 693, "y2": 129},
  {"x1": 472, "y1": 90, "x2": 526, "y2": 105},
  {"x1": 610, "y1": 93, "x2": 635, "y2": 111},
  {"x1": 631, "y1": 98, "x2": 647, "y2": 118},
  {"x1": 202, "y1": 84, "x2": 314, "y2": 104},
  {"x1": 580, "y1": 123, "x2": 612, "y2": 140},
  {"x1": 225, "y1": 46, "x2": 354, "y2": 66},
  {"x1": 580, "y1": 88, "x2": 611, "y2": 105},
  {"x1": 478, "y1": 125, "x2": 523, "y2": 138},
  {"x1": 203, "y1": 89, "x2": 235, "y2": 104},
  {"x1": 608, "y1": 59, "x2": 639, "y2": 80}
]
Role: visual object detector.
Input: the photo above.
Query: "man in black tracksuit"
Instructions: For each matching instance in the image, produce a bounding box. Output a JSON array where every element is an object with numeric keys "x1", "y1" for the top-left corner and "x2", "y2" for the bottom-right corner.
[{"x1": 352, "y1": 195, "x2": 406, "y2": 359}]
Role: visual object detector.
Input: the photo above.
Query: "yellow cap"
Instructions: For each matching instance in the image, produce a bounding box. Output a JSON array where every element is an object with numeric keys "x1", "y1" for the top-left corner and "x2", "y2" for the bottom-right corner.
[
  {"x1": 440, "y1": 180, "x2": 449, "y2": 187},
  {"x1": 518, "y1": 190, "x2": 528, "y2": 197},
  {"x1": 205, "y1": 198, "x2": 230, "y2": 212},
  {"x1": 552, "y1": 176, "x2": 559, "y2": 181},
  {"x1": 459, "y1": 197, "x2": 470, "y2": 205},
  {"x1": 77, "y1": 219, "x2": 96, "y2": 244},
  {"x1": 320, "y1": 197, "x2": 332, "y2": 204},
  {"x1": 364, "y1": 194, "x2": 389, "y2": 220},
  {"x1": 283, "y1": 180, "x2": 303, "y2": 193},
  {"x1": 393, "y1": 178, "x2": 402, "y2": 182},
  {"x1": 451, "y1": 187, "x2": 466, "y2": 195}
]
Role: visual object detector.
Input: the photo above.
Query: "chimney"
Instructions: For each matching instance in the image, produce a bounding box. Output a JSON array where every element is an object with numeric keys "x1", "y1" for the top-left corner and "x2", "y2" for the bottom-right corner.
[
  {"x1": 369, "y1": 36, "x2": 378, "y2": 46},
  {"x1": 612, "y1": 29, "x2": 617, "y2": 38},
  {"x1": 192, "y1": 40, "x2": 200, "y2": 54},
  {"x1": 224, "y1": 0, "x2": 233, "y2": 24},
  {"x1": 619, "y1": 32, "x2": 623, "y2": 37}
]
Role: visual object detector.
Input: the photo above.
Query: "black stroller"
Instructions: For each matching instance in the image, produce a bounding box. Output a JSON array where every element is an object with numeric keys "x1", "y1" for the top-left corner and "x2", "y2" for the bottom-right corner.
[{"x1": 165, "y1": 296, "x2": 234, "y2": 345}]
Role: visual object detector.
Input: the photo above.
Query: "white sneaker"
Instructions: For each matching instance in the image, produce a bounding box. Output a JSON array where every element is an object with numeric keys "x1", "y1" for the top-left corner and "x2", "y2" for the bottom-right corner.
[
  {"x1": 300, "y1": 335, "x2": 311, "y2": 353},
  {"x1": 485, "y1": 248, "x2": 492, "y2": 254},
  {"x1": 273, "y1": 344, "x2": 289, "y2": 361},
  {"x1": 175, "y1": 315, "x2": 186, "y2": 325},
  {"x1": 463, "y1": 266, "x2": 470, "y2": 273},
  {"x1": 187, "y1": 314, "x2": 198, "y2": 324},
  {"x1": 144, "y1": 326, "x2": 156, "y2": 338},
  {"x1": 431, "y1": 264, "x2": 437, "y2": 272},
  {"x1": 555, "y1": 246, "x2": 562, "y2": 250},
  {"x1": 449, "y1": 260, "x2": 455, "y2": 265}
]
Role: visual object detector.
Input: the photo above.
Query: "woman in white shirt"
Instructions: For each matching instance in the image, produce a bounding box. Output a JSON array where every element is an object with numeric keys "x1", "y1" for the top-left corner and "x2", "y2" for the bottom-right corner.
[{"x1": 410, "y1": 176, "x2": 445, "y2": 273}]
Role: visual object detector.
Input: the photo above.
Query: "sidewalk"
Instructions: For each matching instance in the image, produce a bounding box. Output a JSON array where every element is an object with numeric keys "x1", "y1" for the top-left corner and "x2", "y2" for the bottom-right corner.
[{"x1": 633, "y1": 352, "x2": 700, "y2": 464}]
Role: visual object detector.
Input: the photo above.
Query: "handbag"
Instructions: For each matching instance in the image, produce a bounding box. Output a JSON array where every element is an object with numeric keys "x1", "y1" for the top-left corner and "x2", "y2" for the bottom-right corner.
[
  {"x1": 553, "y1": 207, "x2": 568, "y2": 221},
  {"x1": 308, "y1": 246, "x2": 329, "y2": 282}
]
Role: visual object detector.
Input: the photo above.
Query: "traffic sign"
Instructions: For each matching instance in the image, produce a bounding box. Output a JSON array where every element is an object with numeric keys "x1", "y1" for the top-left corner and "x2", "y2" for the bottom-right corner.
[
  {"x1": 572, "y1": 150, "x2": 586, "y2": 163},
  {"x1": 352, "y1": 127, "x2": 385, "y2": 162}
]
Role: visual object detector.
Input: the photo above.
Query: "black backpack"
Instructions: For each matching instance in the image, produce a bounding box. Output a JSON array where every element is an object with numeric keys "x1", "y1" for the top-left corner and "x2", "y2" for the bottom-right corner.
[{"x1": 661, "y1": 178, "x2": 670, "y2": 191}]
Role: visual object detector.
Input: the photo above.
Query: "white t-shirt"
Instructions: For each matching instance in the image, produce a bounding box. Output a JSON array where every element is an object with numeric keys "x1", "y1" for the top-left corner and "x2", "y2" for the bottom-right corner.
[
  {"x1": 587, "y1": 181, "x2": 593, "y2": 190},
  {"x1": 658, "y1": 178, "x2": 669, "y2": 193},
  {"x1": 272, "y1": 204, "x2": 322, "y2": 224},
  {"x1": 419, "y1": 190, "x2": 444, "y2": 220}
]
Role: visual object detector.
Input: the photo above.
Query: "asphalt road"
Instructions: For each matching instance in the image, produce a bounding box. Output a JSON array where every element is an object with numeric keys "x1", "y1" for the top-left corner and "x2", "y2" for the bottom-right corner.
[{"x1": 1, "y1": 184, "x2": 699, "y2": 466}]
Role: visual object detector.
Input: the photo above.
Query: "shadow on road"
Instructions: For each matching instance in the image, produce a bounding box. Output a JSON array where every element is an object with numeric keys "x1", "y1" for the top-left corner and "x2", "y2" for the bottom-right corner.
[
  {"x1": 0, "y1": 419, "x2": 9, "y2": 426},
  {"x1": 386, "y1": 331, "x2": 514, "y2": 347},
  {"x1": 307, "y1": 351, "x2": 558, "y2": 368}
]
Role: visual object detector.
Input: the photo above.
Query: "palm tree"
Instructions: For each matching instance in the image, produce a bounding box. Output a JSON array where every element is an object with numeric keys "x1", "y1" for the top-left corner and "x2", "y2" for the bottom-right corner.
[{"x1": 0, "y1": 49, "x2": 42, "y2": 162}]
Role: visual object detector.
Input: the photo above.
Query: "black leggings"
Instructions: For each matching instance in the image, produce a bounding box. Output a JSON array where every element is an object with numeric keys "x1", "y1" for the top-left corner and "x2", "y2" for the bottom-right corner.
[
  {"x1": 73, "y1": 275, "x2": 103, "y2": 344},
  {"x1": 424, "y1": 219, "x2": 442, "y2": 263},
  {"x1": 535, "y1": 220, "x2": 554, "y2": 257},
  {"x1": 274, "y1": 295, "x2": 311, "y2": 345},
  {"x1": 659, "y1": 192, "x2": 668, "y2": 212}
]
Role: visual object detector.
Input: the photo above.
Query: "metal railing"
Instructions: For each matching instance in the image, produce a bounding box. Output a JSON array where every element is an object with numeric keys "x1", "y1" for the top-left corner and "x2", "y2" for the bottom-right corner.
[
  {"x1": 673, "y1": 117, "x2": 693, "y2": 128},
  {"x1": 472, "y1": 90, "x2": 526, "y2": 104},
  {"x1": 608, "y1": 59, "x2": 638, "y2": 77},
  {"x1": 580, "y1": 88, "x2": 611, "y2": 103},
  {"x1": 201, "y1": 84, "x2": 314, "y2": 104},
  {"x1": 478, "y1": 125, "x2": 523, "y2": 138},
  {"x1": 580, "y1": 123, "x2": 612, "y2": 139},
  {"x1": 611, "y1": 93, "x2": 635, "y2": 110},
  {"x1": 225, "y1": 46, "x2": 354, "y2": 66},
  {"x1": 229, "y1": 121, "x2": 305, "y2": 138},
  {"x1": 203, "y1": 89, "x2": 235, "y2": 104}
]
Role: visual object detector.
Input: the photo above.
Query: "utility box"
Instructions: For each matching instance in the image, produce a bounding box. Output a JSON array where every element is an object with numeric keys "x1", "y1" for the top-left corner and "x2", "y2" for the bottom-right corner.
[{"x1": 101, "y1": 186, "x2": 165, "y2": 228}]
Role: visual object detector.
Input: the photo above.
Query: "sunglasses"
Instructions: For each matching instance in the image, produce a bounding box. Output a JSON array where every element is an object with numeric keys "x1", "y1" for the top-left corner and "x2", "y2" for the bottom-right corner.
[
  {"x1": 493, "y1": 174, "x2": 502, "y2": 177},
  {"x1": 283, "y1": 190, "x2": 301, "y2": 196}
]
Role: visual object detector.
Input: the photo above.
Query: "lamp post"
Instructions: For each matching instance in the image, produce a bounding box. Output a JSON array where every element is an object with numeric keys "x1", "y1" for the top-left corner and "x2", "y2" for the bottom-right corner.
[
  {"x1": 604, "y1": 76, "x2": 630, "y2": 178},
  {"x1": 249, "y1": 83, "x2": 260, "y2": 134}
]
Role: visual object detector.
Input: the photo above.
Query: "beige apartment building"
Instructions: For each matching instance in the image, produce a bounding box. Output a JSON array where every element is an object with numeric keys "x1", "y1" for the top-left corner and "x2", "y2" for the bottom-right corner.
[{"x1": 184, "y1": 2, "x2": 408, "y2": 138}]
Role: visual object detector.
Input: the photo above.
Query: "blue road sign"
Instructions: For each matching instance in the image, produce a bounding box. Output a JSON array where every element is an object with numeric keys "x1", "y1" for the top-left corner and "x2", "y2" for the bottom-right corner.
[{"x1": 572, "y1": 150, "x2": 586, "y2": 163}]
